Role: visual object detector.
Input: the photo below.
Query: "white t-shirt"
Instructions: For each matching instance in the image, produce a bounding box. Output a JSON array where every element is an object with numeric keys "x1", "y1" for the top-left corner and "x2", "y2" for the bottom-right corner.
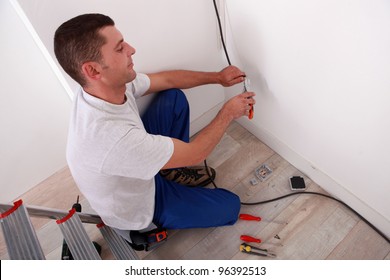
[{"x1": 66, "y1": 73, "x2": 174, "y2": 230}]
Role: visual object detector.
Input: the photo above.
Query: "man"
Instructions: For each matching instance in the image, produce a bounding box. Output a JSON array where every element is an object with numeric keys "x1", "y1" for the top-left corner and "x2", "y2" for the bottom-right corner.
[{"x1": 54, "y1": 14, "x2": 255, "y2": 235}]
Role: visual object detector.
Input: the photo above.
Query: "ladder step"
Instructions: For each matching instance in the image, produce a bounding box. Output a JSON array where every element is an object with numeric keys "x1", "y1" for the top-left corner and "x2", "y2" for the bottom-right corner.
[
  {"x1": 56, "y1": 208, "x2": 101, "y2": 260},
  {"x1": 0, "y1": 199, "x2": 45, "y2": 260},
  {"x1": 97, "y1": 223, "x2": 139, "y2": 260}
]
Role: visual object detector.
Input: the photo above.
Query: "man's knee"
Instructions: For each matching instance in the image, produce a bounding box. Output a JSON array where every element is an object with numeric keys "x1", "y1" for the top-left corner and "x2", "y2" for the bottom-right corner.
[
  {"x1": 158, "y1": 88, "x2": 189, "y2": 112},
  {"x1": 209, "y1": 188, "x2": 241, "y2": 226},
  {"x1": 225, "y1": 191, "x2": 241, "y2": 224}
]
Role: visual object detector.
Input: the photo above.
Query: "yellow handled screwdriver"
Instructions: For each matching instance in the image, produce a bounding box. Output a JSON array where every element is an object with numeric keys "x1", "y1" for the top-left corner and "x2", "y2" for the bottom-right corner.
[{"x1": 240, "y1": 243, "x2": 276, "y2": 258}]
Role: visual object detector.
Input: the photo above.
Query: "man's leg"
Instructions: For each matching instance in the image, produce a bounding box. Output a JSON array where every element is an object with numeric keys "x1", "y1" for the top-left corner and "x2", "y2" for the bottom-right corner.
[
  {"x1": 142, "y1": 88, "x2": 241, "y2": 228},
  {"x1": 142, "y1": 88, "x2": 215, "y2": 186},
  {"x1": 141, "y1": 88, "x2": 190, "y2": 142},
  {"x1": 153, "y1": 174, "x2": 240, "y2": 229}
]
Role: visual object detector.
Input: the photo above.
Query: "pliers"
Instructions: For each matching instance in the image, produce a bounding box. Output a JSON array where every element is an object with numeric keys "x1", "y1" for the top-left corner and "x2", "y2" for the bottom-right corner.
[
  {"x1": 243, "y1": 77, "x2": 254, "y2": 119},
  {"x1": 240, "y1": 243, "x2": 276, "y2": 258}
]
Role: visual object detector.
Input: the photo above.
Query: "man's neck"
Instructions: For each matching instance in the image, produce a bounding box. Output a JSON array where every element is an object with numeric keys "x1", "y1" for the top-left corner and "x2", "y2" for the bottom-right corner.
[{"x1": 83, "y1": 84, "x2": 127, "y2": 105}]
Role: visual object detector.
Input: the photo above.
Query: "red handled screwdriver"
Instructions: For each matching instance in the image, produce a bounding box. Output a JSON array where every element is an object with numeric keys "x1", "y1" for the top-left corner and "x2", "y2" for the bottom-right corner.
[
  {"x1": 239, "y1": 213, "x2": 286, "y2": 225},
  {"x1": 239, "y1": 214, "x2": 261, "y2": 221},
  {"x1": 240, "y1": 235, "x2": 261, "y2": 243}
]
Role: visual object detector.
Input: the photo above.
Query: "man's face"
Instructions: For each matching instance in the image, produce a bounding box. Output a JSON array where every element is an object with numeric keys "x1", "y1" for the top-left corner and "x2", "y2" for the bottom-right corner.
[{"x1": 98, "y1": 25, "x2": 137, "y2": 87}]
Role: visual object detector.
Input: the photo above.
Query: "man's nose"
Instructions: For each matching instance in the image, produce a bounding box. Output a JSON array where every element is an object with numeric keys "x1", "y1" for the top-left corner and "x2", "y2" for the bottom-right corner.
[{"x1": 126, "y1": 43, "x2": 136, "y2": 57}]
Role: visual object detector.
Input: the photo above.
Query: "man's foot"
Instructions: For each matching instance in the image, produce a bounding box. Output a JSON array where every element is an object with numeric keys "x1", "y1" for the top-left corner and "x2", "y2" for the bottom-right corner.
[{"x1": 160, "y1": 166, "x2": 216, "y2": 187}]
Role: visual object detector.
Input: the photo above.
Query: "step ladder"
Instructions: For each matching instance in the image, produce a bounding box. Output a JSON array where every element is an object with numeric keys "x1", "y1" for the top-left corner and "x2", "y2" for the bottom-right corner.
[
  {"x1": 0, "y1": 200, "x2": 45, "y2": 260},
  {"x1": 56, "y1": 208, "x2": 101, "y2": 260},
  {"x1": 0, "y1": 199, "x2": 139, "y2": 260},
  {"x1": 97, "y1": 223, "x2": 139, "y2": 260}
]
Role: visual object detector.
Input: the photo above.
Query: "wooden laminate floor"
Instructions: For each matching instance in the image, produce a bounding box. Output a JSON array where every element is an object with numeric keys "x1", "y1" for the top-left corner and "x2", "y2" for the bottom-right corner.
[{"x1": 1, "y1": 121, "x2": 389, "y2": 260}]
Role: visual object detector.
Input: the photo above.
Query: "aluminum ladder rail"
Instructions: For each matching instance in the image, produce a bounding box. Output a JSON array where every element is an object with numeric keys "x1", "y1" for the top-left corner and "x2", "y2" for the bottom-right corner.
[
  {"x1": 97, "y1": 223, "x2": 139, "y2": 260},
  {"x1": 56, "y1": 208, "x2": 101, "y2": 260},
  {"x1": 0, "y1": 202, "x2": 102, "y2": 224},
  {"x1": 0, "y1": 199, "x2": 45, "y2": 260},
  {"x1": 0, "y1": 200, "x2": 139, "y2": 260}
]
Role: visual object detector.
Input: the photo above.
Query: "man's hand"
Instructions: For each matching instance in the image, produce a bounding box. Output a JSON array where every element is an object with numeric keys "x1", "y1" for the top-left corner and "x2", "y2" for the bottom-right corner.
[
  {"x1": 217, "y1": 65, "x2": 246, "y2": 87},
  {"x1": 221, "y1": 91, "x2": 256, "y2": 121},
  {"x1": 164, "y1": 90, "x2": 256, "y2": 169}
]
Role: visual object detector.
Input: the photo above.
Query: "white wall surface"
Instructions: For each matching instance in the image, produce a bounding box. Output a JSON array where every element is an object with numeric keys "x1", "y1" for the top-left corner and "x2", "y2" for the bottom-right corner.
[
  {"x1": 0, "y1": 0, "x2": 71, "y2": 202},
  {"x1": 224, "y1": 0, "x2": 390, "y2": 235},
  {"x1": 16, "y1": 0, "x2": 227, "y2": 126}
]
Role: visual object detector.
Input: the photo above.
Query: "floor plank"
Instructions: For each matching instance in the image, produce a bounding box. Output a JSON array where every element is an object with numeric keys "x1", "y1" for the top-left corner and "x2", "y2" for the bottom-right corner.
[
  {"x1": 143, "y1": 228, "x2": 213, "y2": 260},
  {"x1": 327, "y1": 220, "x2": 390, "y2": 260},
  {"x1": 181, "y1": 226, "x2": 241, "y2": 260}
]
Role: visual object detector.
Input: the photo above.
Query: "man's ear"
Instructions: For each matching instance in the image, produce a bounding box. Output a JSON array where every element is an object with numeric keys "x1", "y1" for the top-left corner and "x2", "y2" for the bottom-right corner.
[{"x1": 81, "y1": 62, "x2": 102, "y2": 81}]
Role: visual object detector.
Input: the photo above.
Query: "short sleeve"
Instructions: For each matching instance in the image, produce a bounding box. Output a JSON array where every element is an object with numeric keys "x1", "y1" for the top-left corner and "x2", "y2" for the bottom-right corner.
[{"x1": 127, "y1": 73, "x2": 150, "y2": 99}]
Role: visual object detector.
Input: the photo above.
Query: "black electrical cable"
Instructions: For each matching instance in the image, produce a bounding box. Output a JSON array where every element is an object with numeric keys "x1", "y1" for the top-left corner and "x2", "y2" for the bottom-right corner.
[
  {"x1": 213, "y1": 0, "x2": 231, "y2": 66},
  {"x1": 209, "y1": 0, "x2": 390, "y2": 244}
]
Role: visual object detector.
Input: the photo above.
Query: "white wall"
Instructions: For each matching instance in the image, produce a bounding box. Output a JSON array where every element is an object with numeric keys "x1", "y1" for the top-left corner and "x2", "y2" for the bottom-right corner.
[
  {"x1": 16, "y1": 0, "x2": 227, "y2": 131},
  {"x1": 224, "y1": 0, "x2": 390, "y2": 236},
  {"x1": 0, "y1": 0, "x2": 71, "y2": 202}
]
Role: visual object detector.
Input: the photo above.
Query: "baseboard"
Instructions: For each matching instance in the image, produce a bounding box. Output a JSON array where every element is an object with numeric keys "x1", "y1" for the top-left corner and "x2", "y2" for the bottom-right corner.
[
  {"x1": 236, "y1": 118, "x2": 390, "y2": 239},
  {"x1": 189, "y1": 102, "x2": 223, "y2": 137}
]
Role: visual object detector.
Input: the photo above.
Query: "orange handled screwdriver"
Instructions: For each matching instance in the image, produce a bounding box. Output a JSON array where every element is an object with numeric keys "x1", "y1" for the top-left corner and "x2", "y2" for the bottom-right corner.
[
  {"x1": 240, "y1": 235, "x2": 261, "y2": 243},
  {"x1": 243, "y1": 77, "x2": 254, "y2": 120},
  {"x1": 248, "y1": 106, "x2": 254, "y2": 120},
  {"x1": 239, "y1": 214, "x2": 261, "y2": 221}
]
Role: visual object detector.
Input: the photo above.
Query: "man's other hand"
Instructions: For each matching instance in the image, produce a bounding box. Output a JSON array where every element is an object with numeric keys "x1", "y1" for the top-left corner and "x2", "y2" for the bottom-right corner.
[{"x1": 217, "y1": 65, "x2": 245, "y2": 87}]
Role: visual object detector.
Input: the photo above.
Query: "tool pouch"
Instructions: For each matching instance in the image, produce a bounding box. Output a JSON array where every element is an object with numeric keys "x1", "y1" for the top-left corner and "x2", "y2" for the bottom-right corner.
[{"x1": 129, "y1": 228, "x2": 168, "y2": 251}]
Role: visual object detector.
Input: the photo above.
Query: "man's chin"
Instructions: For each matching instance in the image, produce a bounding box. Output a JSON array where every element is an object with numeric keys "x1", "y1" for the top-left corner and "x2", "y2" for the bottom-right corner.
[{"x1": 127, "y1": 71, "x2": 137, "y2": 83}]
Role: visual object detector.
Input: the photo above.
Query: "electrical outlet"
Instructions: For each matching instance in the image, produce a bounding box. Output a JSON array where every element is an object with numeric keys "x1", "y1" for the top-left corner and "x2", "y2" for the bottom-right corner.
[{"x1": 255, "y1": 164, "x2": 272, "y2": 182}]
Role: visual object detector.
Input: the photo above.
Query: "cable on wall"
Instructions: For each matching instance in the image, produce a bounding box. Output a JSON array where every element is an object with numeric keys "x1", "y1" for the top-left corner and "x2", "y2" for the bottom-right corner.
[{"x1": 213, "y1": 0, "x2": 231, "y2": 66}]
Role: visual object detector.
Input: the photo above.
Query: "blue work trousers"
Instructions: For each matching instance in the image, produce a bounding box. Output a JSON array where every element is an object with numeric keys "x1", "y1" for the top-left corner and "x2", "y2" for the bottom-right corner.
[{"x1": 141, "y1": 89, "x2": 241, "y2": 229}]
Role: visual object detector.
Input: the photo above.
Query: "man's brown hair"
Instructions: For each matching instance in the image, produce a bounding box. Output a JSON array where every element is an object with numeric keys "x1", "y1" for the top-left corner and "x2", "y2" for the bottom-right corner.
[{"x1": 54, "y1": 14, "x2": 114, "y2": 86}]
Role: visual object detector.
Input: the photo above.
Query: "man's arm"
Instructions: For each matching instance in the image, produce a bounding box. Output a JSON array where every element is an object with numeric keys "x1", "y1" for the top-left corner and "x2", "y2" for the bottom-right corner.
[
  {"x1": 145, "y1": 65, "x2": 245, "y2": 94},
  {"x1": 162, "y1": 91, "x2": 256, "y2": 169}
]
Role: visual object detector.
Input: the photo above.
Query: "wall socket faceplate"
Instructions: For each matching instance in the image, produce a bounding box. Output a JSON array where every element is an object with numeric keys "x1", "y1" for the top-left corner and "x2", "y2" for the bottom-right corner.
[{"x1": 255, "y1": 164, "x2": 273, "y2": 182}]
